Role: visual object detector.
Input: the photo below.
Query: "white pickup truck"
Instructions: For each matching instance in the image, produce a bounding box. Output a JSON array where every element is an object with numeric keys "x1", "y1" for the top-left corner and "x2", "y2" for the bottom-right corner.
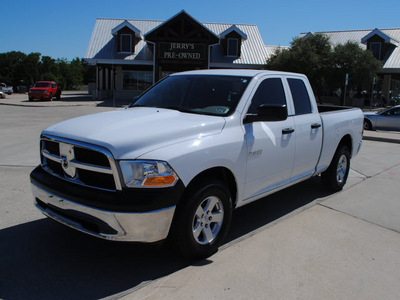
[{"x1": 30, "y1": 70, "x2": 363, "y2": 258}]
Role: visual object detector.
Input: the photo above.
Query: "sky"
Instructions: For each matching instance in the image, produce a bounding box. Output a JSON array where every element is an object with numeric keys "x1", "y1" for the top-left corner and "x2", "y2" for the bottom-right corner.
[{"x1": 2, "y1": 0, "x2": 400, "y2": 61}]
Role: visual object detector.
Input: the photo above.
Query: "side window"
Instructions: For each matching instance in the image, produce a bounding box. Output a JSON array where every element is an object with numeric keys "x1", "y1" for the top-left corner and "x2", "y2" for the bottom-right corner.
[
  {"x1": 386, "y1": 108, "x2": 400, "y2": 116},
  {"x1": 248, "y1": 78, "x2": 286, "y2": 114},
  {"x1": 288, "y1": 78, "x2": 312, "y2": 115}
]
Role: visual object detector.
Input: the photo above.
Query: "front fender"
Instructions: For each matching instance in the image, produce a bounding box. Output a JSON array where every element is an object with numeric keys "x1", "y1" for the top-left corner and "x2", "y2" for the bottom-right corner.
[{"x1": 137, "y1": 129, "x2": 247, "y2": 201}]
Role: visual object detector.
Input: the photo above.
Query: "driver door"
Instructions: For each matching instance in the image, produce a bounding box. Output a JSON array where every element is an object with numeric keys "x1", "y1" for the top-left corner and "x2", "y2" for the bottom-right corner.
[{"x1": 243, "y1": 77, "x2": 296, "y2": 201}]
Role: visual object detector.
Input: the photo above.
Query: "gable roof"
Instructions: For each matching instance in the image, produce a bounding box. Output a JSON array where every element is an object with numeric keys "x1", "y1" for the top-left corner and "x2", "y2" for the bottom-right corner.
[
  {"x1": 111, "y1": 20, "x2": 142, "y2": 38},
  {"x1": 299, "y1": 28, "x2": 400, "y2": 70},
  {"x1": 219, "y1": 25, "x2": 248, "y2": 40},
  {"x1": 85, "y1": 16, "x2": 268, "y2": 66},
  {"x1": 361, "y1": 28, "x2": 399, "y2": 46},
  {"x1": 144, "y1": 10, "x2": 219, "y2": 42}
]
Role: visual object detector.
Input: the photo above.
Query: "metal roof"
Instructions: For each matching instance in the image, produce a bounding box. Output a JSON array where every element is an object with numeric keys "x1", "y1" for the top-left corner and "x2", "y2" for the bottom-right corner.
[
  {"x1": 265, "y1": 45, "x2": 289, "y2": 58},
  {"x1": 298, "y1": 28, "x2": 400, "y2": 70},
  {"x1": 85, "y1": 18, "x2": 269, "y2": 66}
]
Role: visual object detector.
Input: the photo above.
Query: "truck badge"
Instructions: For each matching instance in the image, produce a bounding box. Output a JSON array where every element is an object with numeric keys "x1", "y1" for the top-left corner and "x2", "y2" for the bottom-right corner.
[{"x1": 59, "y1": 143, "x2": 76, "y2": 178}]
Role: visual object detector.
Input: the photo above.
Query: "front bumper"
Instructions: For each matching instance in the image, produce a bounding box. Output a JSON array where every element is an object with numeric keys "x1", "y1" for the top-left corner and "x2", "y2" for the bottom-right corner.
[
  {"x1": 30, "y1": 166, "x2": 184, "y2": 242},
  {"x1": 29, "y1": 93, "x2": 50, "y2": 100}
]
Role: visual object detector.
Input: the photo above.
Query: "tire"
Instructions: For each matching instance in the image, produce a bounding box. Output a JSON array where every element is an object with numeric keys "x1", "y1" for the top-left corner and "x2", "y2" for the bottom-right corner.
[
  {"x1": 48, "y1": 93, "x2": 53, "y2": 101},
  {"x1": 29, "y1": 97, "x2": 33, "y2": 101},
  {"x1": 321, "y1": 145, "x2": 350, "y2": 192},
  {"x1": 171, "y1": 180, "x2": 232, "y2": 259},
  {"x1": 363, "y1": 119, "x2": 372, "y2": 131}
]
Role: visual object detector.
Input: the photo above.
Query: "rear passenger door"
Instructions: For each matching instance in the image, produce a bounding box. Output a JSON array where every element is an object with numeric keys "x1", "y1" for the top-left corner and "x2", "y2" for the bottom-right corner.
[
  {"x1": 243, "y1": 77, "x2": 296, "y2": 201},
  {"x1": 286, "y1": 77, "x2": 323, "y2": 181}
]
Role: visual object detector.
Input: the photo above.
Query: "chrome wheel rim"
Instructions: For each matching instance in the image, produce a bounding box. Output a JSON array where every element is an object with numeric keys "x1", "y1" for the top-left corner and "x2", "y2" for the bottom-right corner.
[
  {"x1": 192, "y1": 196, "x2": 224, "y2": 245},
  {"x1": 336, "y1": 154, "x2": 348, "y2": 184}
]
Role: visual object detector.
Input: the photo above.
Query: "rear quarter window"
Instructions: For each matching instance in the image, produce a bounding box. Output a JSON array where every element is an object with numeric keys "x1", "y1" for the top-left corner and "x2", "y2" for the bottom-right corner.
[{"x1": 288, "y1": 78, "x2": 312, "y2": 115}]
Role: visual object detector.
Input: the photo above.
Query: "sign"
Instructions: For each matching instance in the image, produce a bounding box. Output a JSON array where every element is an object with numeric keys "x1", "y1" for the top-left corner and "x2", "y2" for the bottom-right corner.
[{"x1": 159, "y1": 42, "x2": 206, "y2": 60}]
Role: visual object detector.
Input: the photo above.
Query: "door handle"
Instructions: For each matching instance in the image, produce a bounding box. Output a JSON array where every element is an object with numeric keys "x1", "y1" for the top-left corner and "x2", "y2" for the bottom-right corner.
[
  {"x1": 311, "y1": 123, "x2": 321, "y2": 129},
  {"x1": 282, "y1": 128, "x2": 295, "y2": 134}
]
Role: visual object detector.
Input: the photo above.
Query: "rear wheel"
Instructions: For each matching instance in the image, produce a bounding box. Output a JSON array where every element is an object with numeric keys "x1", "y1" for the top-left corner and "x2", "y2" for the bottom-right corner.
[
  {"x1": 171, "y1": 180, "x2": 232, "y2": 259},
  {"x1": 29, "y1": 97, "x2": 33, "y2": 101},
  {"x1": 321, "y1": 145, "x2": 350, "y2": 192}
]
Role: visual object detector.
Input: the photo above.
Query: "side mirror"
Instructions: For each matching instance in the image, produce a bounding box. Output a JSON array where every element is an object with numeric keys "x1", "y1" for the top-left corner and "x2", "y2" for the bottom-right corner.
[{"x1": 244, "y1": 104, "x2": 288, "y2": 123}]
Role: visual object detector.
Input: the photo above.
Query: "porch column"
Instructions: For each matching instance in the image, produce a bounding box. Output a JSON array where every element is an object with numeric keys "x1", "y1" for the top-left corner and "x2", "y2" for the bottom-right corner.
[{"x1": 382, "y1": 74, "x2": 391, "y2": 101}]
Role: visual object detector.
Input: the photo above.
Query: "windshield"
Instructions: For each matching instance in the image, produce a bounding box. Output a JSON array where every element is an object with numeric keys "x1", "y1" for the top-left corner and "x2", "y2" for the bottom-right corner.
[
  {"x1": 130, "y1": 75, "x2": 251, "y2": 116},
  {"x1": 34, "y1": 82, "x2": 51, "y2": 88}
]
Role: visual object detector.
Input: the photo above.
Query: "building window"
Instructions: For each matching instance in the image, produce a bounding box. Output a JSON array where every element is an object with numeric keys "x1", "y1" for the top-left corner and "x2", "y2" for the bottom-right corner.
[
  {"x1": 120, "y1": 34, "x2": 132, "y2": 53},
  {"x1": 227, "y1": 38, "x2": 239, "y2": 57},
  {"x1": 370, "y1": 42, "x2": 381, "y2": 60},
  {"x1": 123, "y1": 71, "x2": 153, "y2": 90}
]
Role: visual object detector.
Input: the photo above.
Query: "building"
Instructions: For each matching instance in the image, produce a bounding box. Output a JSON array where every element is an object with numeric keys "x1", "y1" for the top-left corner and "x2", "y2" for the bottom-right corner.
[
  {"x1": 299, "y1": 28, "x2": 400, "y2": 104},
  {"x1": 85, "y1": 10, "x2": 269, "y2": 102}
]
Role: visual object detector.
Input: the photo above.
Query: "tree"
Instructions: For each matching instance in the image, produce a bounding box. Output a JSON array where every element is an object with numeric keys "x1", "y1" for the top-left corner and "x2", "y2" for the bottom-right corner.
[
  {"x1": 266, "y1": 33, "x2": 332, "y2": 102},
  {"x1": 266, "y1": 34, "x2": 382, "y2": 104},
  {"x1": 0, "y1": 51, "x2": 91, "y2": 91},
  {"x1": 330, "y1": 41, "x2": 382, "y2": 95}
]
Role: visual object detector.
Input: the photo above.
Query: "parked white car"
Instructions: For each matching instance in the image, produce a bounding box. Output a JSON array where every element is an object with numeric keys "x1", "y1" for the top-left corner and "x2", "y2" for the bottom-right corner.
[
  {"x1": 0, "y1": 91, "x2": 6, "y2": 99},
  {"x1": 30, "y1": 70, "x2": 364, "y2": 259},
  {"x1": 364, "y1": 105, "x2": 400, "y2": 131},
  {"x1": 0, "y1": 83, "x2": 13, "y2": 95}
]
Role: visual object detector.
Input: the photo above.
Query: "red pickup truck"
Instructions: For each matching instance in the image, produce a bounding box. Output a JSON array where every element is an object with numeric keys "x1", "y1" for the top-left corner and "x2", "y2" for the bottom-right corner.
[{"x1": 29, "y1": 81, "x2": 62, "y2": 101}]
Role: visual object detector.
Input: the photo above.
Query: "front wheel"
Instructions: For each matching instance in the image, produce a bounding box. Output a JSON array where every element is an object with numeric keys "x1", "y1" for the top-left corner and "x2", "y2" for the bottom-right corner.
[
  {"x1": 321, "y1": 145, "x2": 350, "y2": 192},
  {"x1": 171, "y1": 180, "x2": 232, "y2": 259},
  {"x1": 48, "y1": 93, "x2": 53, "y2": 101},
  {"x1": 364, "y1": 119, "x2": 372, "y2": 131}
]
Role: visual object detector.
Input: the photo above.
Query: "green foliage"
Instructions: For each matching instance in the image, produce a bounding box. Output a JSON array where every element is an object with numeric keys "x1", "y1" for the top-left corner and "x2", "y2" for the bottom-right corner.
[
  {"x1": 0, "y1": 51, "x2": 91, "y2": 90},
  {"x1": 266, "y1": 34, "x2": 382, "y2": 102},
  {"x1": 266, "y1": 34, "x2": 332, "y2": 94},
  {"x1": 329, "y1": 41, "x2": 382, "y2": 90}
]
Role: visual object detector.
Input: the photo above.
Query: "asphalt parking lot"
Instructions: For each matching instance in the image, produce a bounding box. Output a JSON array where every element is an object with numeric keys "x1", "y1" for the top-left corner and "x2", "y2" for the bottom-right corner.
[{"x1": 1, "y1": 93, "x2": 400, "y2": 299}]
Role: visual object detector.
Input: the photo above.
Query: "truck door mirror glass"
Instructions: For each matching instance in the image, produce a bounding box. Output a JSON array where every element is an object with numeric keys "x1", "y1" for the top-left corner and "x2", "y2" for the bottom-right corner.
[{"x1": 244, "y1": 104, "x2": 287, "y2": 123}]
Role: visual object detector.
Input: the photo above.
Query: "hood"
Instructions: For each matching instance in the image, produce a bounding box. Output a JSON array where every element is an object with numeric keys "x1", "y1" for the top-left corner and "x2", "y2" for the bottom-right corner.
[{"x1": 43, "y1": 107, "x2": 226, "y2": 159}]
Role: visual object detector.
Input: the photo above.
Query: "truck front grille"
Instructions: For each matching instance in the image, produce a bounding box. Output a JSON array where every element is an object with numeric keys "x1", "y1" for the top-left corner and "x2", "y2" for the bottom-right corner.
[{"x1": 40, "y1": 135, "x2": 122, "y2": 191}]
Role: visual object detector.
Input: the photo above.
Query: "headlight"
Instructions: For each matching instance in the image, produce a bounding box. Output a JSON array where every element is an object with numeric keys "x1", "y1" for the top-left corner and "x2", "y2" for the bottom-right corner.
[
  {"x1": 119, "y1": 160, "x2": 178, "y2": 188},
  {"x1": 44, "y1": 90, "x2": 48, "y2": 93}
]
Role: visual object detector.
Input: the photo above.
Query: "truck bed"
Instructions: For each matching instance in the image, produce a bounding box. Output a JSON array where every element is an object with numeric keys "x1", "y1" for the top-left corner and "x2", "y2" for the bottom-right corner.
[{"x1": 316, "y1": 105, "x2": 364, "y2": 174}]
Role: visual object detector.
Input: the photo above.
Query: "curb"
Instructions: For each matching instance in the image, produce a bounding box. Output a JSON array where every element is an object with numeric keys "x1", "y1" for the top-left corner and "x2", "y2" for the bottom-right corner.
[{"x1": 363, "y1": 136, "x2": 400, "y2": 144}]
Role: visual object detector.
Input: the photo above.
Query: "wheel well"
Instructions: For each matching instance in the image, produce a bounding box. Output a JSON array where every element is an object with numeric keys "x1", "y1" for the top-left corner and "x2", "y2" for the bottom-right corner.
[
  {"x1": 338, "y1": 134, "x2": 353, "y2": 157},
  {"x1": 183, "y1": 167, "x2": 238, "y2": 207}
]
